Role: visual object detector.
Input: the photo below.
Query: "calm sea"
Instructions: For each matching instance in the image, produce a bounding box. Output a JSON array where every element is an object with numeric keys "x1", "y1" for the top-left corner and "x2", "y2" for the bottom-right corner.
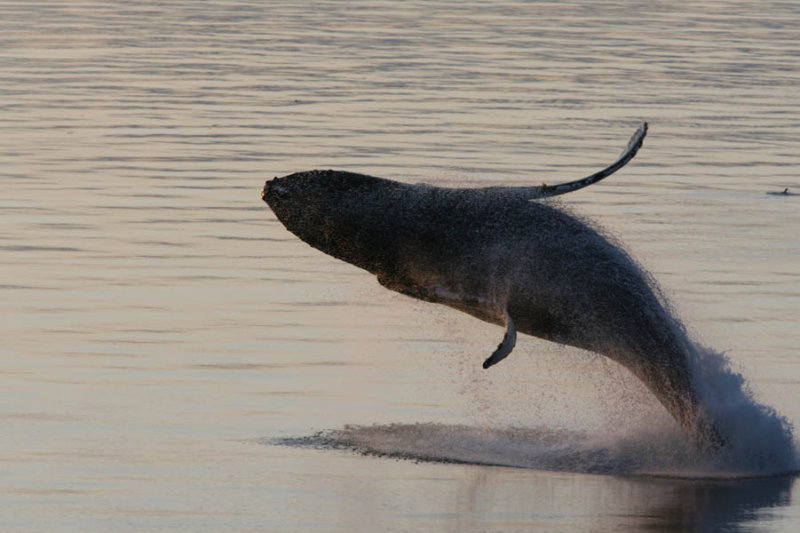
[{"x1": 3, "y1": 1, "x2": 800, "y2": 531}]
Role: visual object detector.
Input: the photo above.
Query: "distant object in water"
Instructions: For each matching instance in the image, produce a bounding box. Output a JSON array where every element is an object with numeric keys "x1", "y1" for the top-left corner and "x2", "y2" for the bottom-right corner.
[
  {"x1": 766, "y1": 187, "x2": 796, "y2": 196},
  {"x1": 261, "y1": 123, "x2": 725, "y2": 449}
]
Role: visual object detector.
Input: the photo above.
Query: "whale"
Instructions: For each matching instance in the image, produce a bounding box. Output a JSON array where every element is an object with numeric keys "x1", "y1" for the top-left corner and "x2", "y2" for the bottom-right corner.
[{"x1": 261, "y1": 123, "x2": 724, "y2": 448}]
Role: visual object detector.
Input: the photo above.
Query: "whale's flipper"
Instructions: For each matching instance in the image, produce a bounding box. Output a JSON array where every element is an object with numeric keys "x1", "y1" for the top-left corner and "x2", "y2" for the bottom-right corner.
[
  {"x1": 483, "y1": 310, "x2": 517, "y2": 369},
  {"x1": 501, "y1": 122, "x2": 648, "y2": 199}
]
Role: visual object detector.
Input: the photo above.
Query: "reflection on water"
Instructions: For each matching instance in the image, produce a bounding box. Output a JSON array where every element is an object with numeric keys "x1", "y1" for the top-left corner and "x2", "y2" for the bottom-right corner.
[
  {"x1": 648, "y1": 477, "x2": 794, "y2": 532},
  {"x1": 3, "y1": 0, "x2": 800, "y2": 531},
  {"x1": 277, "y1": 445, "x2": 796, "y2": 532},
  {"x1": 453, "y1": 468, "x2": 794, "y2": 532}
]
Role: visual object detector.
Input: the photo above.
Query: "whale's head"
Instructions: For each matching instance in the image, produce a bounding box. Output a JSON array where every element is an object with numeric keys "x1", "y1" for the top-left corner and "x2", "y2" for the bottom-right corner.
[
  {"x1": 262, "y1": 169, "x2": 408, "y2": 273},
  {"x1": 262, "y1": 169, "x2": 391, "y2": 236},
  {"x1": 262, "y1": 170, "x2": 339, "y2": 249},
  {"x1": 261, "y1": 171, "x2": 314, "y2": 219}
]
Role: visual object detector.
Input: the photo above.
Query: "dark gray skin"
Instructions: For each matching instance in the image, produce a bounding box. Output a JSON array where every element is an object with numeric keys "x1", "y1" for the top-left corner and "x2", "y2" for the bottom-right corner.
[{"x1": 262, "y1": 124, "x2": 724, "y2": 449}]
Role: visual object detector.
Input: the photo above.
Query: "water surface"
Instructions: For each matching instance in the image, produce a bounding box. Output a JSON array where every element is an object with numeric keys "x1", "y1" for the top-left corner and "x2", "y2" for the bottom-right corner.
[{"x1": 2, "y1": 1, "x2": 800, "y2": 531}]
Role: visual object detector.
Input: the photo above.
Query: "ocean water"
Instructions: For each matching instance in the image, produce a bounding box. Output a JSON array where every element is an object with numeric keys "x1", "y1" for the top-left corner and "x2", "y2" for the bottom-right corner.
[{"x1": 3, "y1": 1, "x2": 800, "y2": 531}]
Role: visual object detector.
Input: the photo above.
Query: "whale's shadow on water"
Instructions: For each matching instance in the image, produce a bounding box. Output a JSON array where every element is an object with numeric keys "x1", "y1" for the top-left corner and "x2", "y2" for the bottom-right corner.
[{"x1": 271, "y1": 424, "x2": 797, "y2": 531}]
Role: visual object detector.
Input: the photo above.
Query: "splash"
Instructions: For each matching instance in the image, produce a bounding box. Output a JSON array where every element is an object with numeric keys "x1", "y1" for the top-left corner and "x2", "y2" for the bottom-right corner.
[
  {"x1": 275, "y1": 424, "x2": 678, "y2": 475},
  {"x1": 690, "y1": 345, "x2": 798, "y2": 476},
  {"x1": 273, "y1": 343, "x2": 798, "y2": 478}
]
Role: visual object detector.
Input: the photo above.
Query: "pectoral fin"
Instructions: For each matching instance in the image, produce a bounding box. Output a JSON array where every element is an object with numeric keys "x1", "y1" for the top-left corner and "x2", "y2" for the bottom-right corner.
[
  {"x1": 496, "y1": 122, "x2": 648, "y2": 199},
  {"x1": 482, "y1": 310, "x2": 517, "y2": 369}
]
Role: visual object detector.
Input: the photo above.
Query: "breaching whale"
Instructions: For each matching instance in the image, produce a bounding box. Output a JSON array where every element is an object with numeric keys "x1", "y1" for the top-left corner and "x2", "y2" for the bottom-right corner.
[{"x1": 261, "y1": 123, "x2": 724, "y2": 448}]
